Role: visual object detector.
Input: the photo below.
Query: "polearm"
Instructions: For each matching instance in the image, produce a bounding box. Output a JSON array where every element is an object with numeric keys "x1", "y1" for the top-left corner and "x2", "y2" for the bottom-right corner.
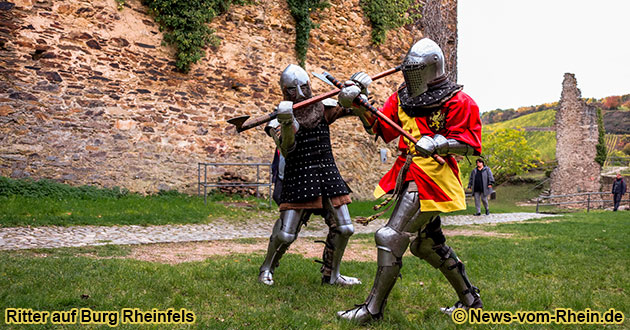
[
  {"x1": 321, "y1": 73, "x2": 446, "y2": 165},
  {"x1": 227, "y1": 66, "x2": 402, "y2": 133}
]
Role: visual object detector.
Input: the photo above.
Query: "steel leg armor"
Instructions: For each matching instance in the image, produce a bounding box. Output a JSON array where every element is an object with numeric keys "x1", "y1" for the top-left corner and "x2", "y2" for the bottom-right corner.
[
  {"x1": 410, "y1": 217, "x2": 482, "y2": 314},
  {"x1": 319, "y1": 199, "x2": 361, "y2": 286},
  {"x1": 337, "y1": 185, "x2": 439, "y2": 323},
  {"x1": 258, "y1": 209, "x2": 305, "y2": 285}
]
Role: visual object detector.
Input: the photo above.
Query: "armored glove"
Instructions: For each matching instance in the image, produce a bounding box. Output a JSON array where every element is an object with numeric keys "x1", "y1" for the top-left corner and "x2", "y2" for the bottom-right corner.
[
  {"x1": 415, "y1": 135, "x2": 438, "y2": 157},
  {"x1": 350, "y1": 71, "x2": 372, "y2": 96},
  {"x1": 338, "y1": 70, "x2": 371, "y2": 108},
  {"x1": 338, "y1": 81, "x2": 362, "y2": 109},
  {"x1": 276, "y1": 101, "x2": 295, "y2": 126},
  {"x1": 433, "y1": 134, "x2": 475, "y2": 156},
  {"x1": 433, "y1": 134, "x2": 449, "y2": 155},
  {"x1": 264, "y1": 119, "x2": 281, "y2": 137}
]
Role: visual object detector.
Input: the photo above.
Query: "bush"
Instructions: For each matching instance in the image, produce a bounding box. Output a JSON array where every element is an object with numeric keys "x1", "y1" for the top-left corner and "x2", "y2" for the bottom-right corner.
[
  {"x1": 595, "y1": 108, "x2": 607, "y2": 166},
  {"x1": 140, "y1": 0, "x2": 250, "y2": 73},
  {"x1": 285, "y1": 0, "x2": 329, "y2": 67},
  {"x1": 360, "y1": 0, "x2": 420, "y2": 44},
  {"x1": 0, "y1": 176, "x2": 129, "y2": 199},
  {"x1": 481, "y1": 128, "x2": 542, "y2": 184}
]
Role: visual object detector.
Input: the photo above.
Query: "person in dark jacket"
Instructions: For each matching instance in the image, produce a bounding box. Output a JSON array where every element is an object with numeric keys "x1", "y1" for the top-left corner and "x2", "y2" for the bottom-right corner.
[
  {"x1": 612, "y1": 173, "x2": 627, "y2": 211},
  {"x1": 468, "y1": 158, "x2": 495, "y2": 215}
]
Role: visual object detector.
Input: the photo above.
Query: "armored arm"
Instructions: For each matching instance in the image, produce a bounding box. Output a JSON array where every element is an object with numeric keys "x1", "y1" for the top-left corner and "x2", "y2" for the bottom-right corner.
[
  {"x1": 264, "y1": 119, "x2": 282, "y2": 147},
  {"x1": 433, "y1": 134, "x2": 476, "y2": 157},
  {"x1": 274, "y1": 101, "x2": 300, "y2": 157},
  {"x1": 338, "y1": 72, "x2": 378, "y2": 134}
]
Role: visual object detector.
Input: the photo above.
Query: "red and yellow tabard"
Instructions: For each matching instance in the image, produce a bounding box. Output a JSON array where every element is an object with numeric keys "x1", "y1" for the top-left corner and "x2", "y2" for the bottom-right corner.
[{"x1": 374, "y1": 91, "x2": 482, "y2": 213}]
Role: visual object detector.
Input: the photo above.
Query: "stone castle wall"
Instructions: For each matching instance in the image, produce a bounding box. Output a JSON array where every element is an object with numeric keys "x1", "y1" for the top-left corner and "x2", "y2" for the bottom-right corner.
[
  {"x1": 0, "y1": 0, "x2": 457, "y2": 198},
  {"x1": 551, "y1": 73, "x2": 601, "y2": 200}
]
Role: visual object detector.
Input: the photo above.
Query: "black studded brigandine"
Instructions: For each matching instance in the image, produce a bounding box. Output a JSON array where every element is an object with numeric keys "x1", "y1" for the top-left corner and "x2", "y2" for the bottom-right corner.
[{"x1": 280, "y1": 118, "x2": 350, "y2": 204}]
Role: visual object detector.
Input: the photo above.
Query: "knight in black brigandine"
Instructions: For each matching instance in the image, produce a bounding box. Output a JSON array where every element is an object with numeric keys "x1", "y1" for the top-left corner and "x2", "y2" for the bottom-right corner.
[{"x1": 258, "y1": 64, "x2": 361, "y2": 287}]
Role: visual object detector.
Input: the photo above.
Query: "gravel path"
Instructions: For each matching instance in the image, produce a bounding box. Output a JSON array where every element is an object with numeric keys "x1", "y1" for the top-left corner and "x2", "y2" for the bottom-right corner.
[{"x1": 0, "y1": 213, "x2": 559, "y2": 250}]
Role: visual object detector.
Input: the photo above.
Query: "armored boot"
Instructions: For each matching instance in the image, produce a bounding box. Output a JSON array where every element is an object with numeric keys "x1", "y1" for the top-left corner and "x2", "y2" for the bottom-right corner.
[
  {"x1": 319, "y1": 235, "x2": 361, "y2": 286},
  {"x1": 338, "y1": 186, "x2": 438, "y2": 324},
  {"x1": 337, "y1": 227, "x2": 409, "y2": 324},
  {"x1": 410, "y1": 220, "x2": 483, "y2": 315},
  {"x1": 437, "y1": 252, "x2": 483, "y2": 315},
  {"x1": 320, "y1": 202, "x2": 361, "y2": 286},
  {"x1": 258, "y1": 210, "x2": 304, "y2": 285}
]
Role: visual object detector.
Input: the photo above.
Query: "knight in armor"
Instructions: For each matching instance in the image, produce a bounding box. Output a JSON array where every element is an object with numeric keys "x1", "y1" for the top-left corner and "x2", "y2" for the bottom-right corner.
[
  {"x1": 335, "y1": 38, "x2": 484, "y2": 324},
  {"x1": 259, "y1": 64, "x2": 362, "y2": 287}
]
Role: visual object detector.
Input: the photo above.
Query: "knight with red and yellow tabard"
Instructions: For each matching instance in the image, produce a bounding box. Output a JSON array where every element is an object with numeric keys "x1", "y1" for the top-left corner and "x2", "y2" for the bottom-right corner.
[{"x1": 336, "y1": 38, "x2": 484, "y2": 324}]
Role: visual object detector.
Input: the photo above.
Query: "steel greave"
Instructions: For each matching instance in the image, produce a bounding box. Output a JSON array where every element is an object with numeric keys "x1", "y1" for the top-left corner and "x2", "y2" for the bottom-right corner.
[
  {"x1": 259, "y1": 210, "x2": 304, "y2": 274},
  {"x1": 323, "y1": 202, "x2": 354, "y2": 283}
]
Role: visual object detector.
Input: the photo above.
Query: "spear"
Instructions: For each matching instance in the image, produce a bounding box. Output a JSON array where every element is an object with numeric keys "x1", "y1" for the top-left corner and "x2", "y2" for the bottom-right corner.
[
  {"x1": 319, "y1": 72, "x2": 446, "y2": 165},
  {"x1": 226, "y1": 66, "x2": 401, "y2": 133}
]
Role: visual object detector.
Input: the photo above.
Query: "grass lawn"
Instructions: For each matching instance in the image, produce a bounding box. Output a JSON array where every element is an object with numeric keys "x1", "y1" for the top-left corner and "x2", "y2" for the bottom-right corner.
[
  {"x1": 0, "y1": 193, "x2": 274, "y2": 227},
  {"x1": 1, "y1": 212, "x2": 628, "y2": 329},
  {"x1": 1, "y1": 176, "x2": 545, "y2": 228},
  {"x1": 444, "y1": 183, "x2": 542, "y2": 216},
  {"x1": 485, "y1": 109, "x2": 557, "y2": 130}
]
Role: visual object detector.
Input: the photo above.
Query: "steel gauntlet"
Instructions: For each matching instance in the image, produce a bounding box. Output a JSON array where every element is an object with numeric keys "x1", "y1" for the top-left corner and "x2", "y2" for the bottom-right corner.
[
  {"x1": 276, "y1": 101, "x2": 299, "y2": 156},
  {"x1": 433, "y1": 134, "x2": 475, "y2": 156}
]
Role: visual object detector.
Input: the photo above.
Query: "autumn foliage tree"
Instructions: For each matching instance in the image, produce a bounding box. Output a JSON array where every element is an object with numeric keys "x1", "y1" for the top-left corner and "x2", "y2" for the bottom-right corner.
[
  {"x1": 459, "y1": 128, "x2": 542, "y2": 185},
  {"x1": 602, "y1": 96, "x2": 621, "y2": 109}
]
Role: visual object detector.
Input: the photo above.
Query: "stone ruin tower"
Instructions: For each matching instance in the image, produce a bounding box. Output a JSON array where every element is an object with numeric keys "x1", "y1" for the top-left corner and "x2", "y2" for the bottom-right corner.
[{"x1": 550, "y1": 73, "x2": 601, "y2": 201}]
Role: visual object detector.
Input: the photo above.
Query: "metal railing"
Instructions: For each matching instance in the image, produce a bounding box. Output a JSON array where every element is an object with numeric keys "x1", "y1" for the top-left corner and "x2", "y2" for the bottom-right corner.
[
  {"x1": 197, "y1": 162, "x2": 273, "y2": 205},
  {"x1": 536, "y1": 191, "x2": 629, "y2": 213}
]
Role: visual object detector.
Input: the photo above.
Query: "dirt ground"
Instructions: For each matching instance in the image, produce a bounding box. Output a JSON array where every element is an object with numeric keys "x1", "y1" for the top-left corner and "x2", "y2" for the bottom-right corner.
[{"x1": 126, "y1": 228, "x2": 513, "y2": 264}]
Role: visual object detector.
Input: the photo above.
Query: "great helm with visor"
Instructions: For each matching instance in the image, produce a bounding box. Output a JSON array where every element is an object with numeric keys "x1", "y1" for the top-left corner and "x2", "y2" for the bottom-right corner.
[{"x1": 401, "y1": 38, "x2": 445, "y2": 98}]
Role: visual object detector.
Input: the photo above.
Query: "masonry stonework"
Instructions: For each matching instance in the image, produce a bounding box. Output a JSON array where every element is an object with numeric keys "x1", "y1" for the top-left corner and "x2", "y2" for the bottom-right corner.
[
  {"x1": 551, "y1": 73, "x2": 601, "y2": 201},
  {"x1": 0, "y1": 0, "x2": 457, "y2": 198}
]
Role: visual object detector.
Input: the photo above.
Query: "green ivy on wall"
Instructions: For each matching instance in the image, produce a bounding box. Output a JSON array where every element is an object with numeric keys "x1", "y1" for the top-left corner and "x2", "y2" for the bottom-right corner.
[
  {"x1": 137, "y1": 0, "x2": 249, "y2": 73},
  {"x1": 360, "y1": 0, "x2": 421, "y2": 44},
  {"x1": 285, "y1": 0, "x2": 329, "y2": 67}
]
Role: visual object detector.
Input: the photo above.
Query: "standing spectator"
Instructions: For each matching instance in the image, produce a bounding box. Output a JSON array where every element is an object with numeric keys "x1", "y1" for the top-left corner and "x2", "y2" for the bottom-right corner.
[
  {"x1": 612, "y1": 173, "x2": 626, "y2": 211},
  {"x1": 468, "y1": 158, "x2": 495, "y2": 215}
]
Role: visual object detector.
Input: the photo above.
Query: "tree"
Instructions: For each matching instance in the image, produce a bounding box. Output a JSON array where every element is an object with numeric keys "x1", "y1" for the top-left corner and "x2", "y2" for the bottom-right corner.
[
  {"x1": 470, "y1": 128, "x2": 542, "y2": 184},
  {"x1": 595, "y1": 108, "x2": 607, "y2": 166},
  {"x1": 602, "y1": 96, "x2": 621, "y2": 109}
]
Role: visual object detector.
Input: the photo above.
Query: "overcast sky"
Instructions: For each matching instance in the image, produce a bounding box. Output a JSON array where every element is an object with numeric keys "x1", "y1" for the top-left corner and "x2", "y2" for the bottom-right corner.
[{"x1": 457, "y1": 0, "x2": 630, "y2": 112}]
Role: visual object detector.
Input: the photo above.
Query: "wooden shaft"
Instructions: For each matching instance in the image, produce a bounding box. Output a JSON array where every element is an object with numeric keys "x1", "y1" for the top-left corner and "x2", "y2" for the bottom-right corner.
[
  {"x1": 232, "y1": 67, "x2": 402, "y2": 132},
  {"x1": 325, "y1": 73, "x2": 446, "y2": 165}
]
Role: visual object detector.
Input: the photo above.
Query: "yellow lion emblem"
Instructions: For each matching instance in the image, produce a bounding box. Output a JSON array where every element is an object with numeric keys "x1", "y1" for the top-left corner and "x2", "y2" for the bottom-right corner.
[{"x1": 428, "y1": 110, "x2": 446, "y2": 132}]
